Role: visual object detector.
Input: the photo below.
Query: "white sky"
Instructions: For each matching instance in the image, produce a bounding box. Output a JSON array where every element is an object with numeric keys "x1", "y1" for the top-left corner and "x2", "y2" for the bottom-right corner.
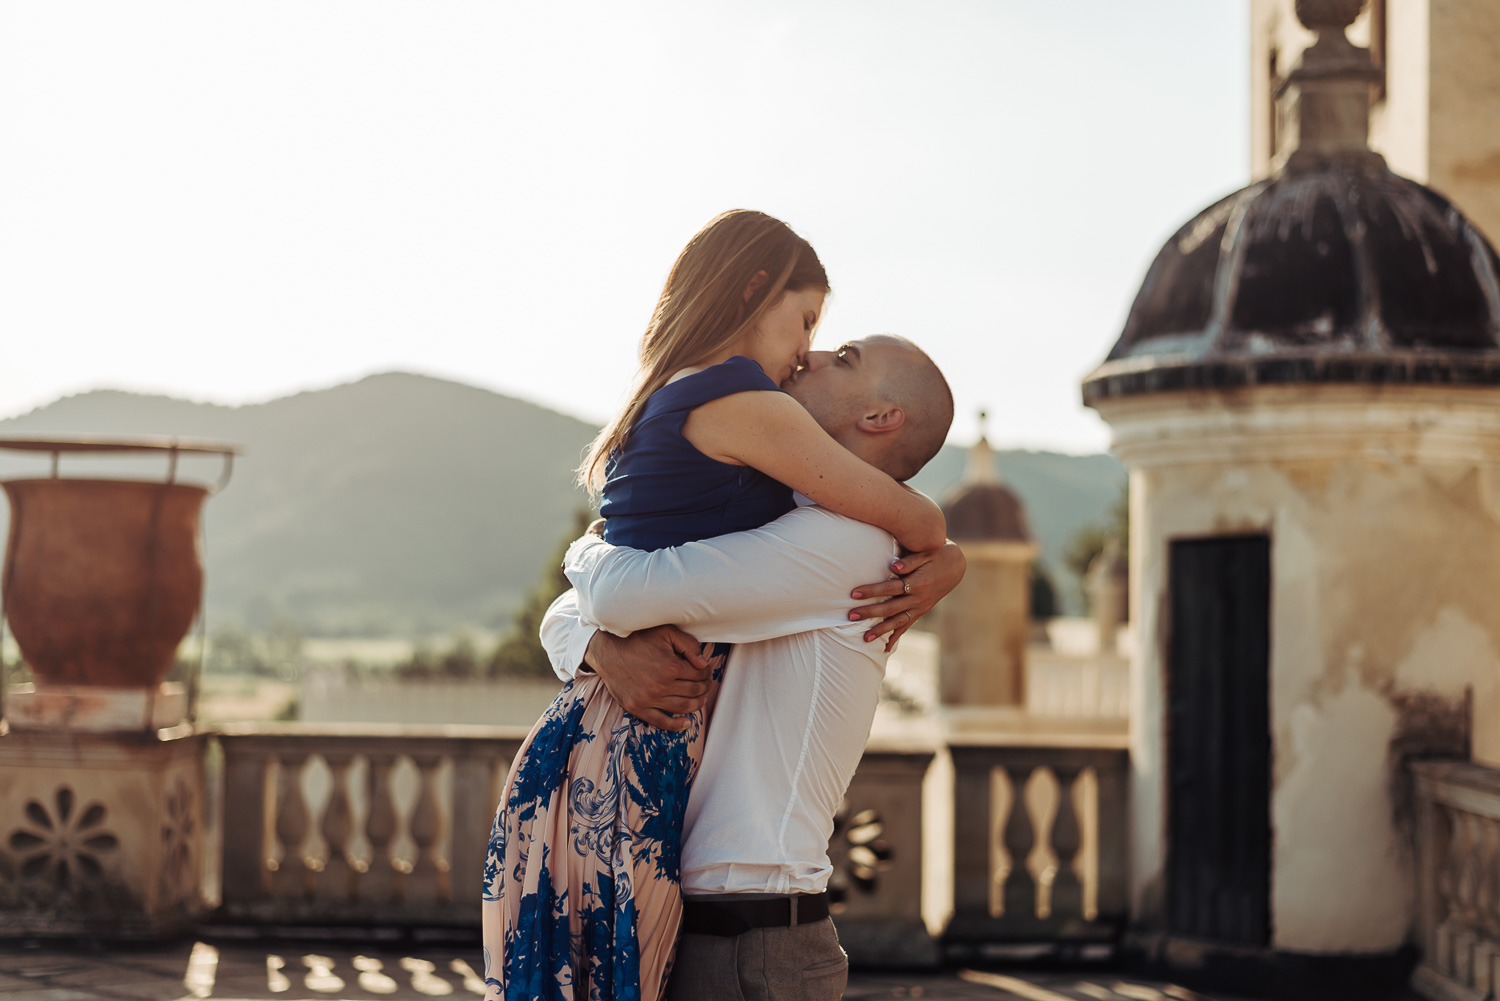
[{"x1": 0, "y1": 0, "x2": 1249, "y2": 454}]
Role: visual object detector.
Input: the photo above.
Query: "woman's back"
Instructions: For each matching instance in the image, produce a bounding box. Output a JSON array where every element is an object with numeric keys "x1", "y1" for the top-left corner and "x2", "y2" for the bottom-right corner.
[{"x1": 599, "y1": 356, "x2": 794, "y2": 551}]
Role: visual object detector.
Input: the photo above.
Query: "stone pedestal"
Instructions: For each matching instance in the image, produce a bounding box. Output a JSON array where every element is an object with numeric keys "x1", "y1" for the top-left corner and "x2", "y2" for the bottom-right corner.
[
  {"x1": 0, "y1": 728, "x2": 208, "y2": 937},
  {"x1": 6, "y1": 683, "x2": 187, "y2": 732}
]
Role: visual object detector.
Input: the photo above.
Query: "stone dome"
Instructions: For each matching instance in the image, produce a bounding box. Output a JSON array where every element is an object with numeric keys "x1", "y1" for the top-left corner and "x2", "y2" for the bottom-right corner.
[
  {"x1": 942, "y1": 481, "x2": 1031, "y2": 543},
  {"x1": 940, "y1": 435, "x2": 1031, "y2": 543},
  {"x1": 1082, "y1": 157, "x2": 1500, "y2": 404}
]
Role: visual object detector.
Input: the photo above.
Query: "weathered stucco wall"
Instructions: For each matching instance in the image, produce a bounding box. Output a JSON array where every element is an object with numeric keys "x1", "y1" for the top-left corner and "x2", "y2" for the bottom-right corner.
[
  {"x1": 1250, "y1": 0, "x2": 1500, "y2": 243},
  {"x1": 1427, "y1": 0, "x2": 1500, "y2": 243},
  {"x1": 1101, "y1": 385, "x2": 1500, "y2": 954}
]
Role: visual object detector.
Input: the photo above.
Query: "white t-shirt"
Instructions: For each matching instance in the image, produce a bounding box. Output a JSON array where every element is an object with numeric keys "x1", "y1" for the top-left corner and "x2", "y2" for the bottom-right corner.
[{"x1": 541, "y1": 503, "x2": 897, "y2": 895}]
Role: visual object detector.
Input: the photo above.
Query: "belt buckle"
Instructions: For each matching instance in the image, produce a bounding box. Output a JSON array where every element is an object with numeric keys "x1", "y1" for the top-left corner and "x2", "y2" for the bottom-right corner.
[{"x1": 789, "y1": 895, "x2": 799, "y2": 927}]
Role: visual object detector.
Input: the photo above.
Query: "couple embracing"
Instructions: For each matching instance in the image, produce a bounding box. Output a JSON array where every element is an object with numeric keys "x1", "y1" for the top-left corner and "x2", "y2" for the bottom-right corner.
[{"x1": 481, "y1": 210, "x2": 966, "y2": 1001}]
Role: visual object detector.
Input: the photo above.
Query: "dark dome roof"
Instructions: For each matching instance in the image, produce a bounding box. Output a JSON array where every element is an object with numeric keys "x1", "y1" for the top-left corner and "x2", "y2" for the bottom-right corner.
[
  {"x1": 942, "y1": 482, "x2": 1031, "y2": 543},
  {"x1": 1083, "y1": 158, "x2": 1500, "y2": 404}
]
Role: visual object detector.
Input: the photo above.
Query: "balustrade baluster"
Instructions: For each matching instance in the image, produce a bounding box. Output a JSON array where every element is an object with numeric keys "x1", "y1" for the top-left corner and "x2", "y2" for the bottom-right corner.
[
  {"x1": 449, "y1": 751, "x2": 496, "y2": 908},
  {"x1": 1049, "y1": 765, "x2": 1084, "y2": 922},
  {"x1": 1000, "y1": 765, "x2": 1037, "y2": 920},
  {"x1": 220, "y1": 746, "x2": 272, "y2": 903},
  {"x1": 949, "y1": 749, "x2": 995, "y2": 928},
  {"x1": 1449, "y1": 809, "x2": 1483, "y2": 983},
  {"x1": 363, "y1": 752, "x2": 401, "y2": 903},
  {"x1": 317, "y1": 752, "x2": 356, "y2": 902},
  {"x1": 1472, "y1": 816, "x2": 1500, "y2": 995},
  {"x1": 1434, "y1": 804, "x2": 1465, "y2": 976},
  {"x1": 407, "y1": 753, "x2": 448, "y2": 905},
  {"x1": 270, "y1": 753, "x2": 311, "y2": 899}
]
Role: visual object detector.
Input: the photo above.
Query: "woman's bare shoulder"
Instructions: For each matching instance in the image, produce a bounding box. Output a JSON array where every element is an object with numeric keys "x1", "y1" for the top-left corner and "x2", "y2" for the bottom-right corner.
[{"x1": 681, "y1": 389, "x2": 803, "y2": 463}]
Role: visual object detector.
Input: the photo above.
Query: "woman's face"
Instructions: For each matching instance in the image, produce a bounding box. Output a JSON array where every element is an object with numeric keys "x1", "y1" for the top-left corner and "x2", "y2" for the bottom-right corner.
[{"x1": 747, "y1": 288, "x2": 824, "y2": 385}]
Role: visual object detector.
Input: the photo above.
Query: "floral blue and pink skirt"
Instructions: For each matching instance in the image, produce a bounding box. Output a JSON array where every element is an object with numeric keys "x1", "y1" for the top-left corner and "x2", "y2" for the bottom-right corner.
[{"x1": 481, "y1": 646, "x2": 728, "y2": 1001}]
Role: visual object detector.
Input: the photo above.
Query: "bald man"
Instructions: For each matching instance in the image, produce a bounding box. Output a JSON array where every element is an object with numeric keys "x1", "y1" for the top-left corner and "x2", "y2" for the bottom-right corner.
[{"x1": 543, "y1": 335, "x2": 964, "y2": 1001}]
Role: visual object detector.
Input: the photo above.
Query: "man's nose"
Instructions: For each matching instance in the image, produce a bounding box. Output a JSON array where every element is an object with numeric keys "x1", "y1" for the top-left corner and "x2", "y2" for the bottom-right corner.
[{"x1": 803, "y1": 349, "x2": 836, "y2": 370}]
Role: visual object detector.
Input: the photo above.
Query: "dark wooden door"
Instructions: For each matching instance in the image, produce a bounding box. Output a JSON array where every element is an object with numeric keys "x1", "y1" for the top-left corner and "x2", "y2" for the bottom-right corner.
[{"x1": 1166, "y1": 535, "x2": 1272, "y2": 945}]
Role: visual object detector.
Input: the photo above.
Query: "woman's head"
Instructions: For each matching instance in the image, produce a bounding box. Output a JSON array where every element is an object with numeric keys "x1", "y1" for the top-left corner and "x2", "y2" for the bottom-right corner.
[{"x1": 581, "y1": 210, "x2": 829, "y2": 494}]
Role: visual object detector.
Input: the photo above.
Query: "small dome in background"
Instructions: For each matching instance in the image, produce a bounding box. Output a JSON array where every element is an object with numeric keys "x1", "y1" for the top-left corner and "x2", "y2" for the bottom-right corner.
[{"x1": 940, "y1": 426, "x2": 1032, "y2": 544}]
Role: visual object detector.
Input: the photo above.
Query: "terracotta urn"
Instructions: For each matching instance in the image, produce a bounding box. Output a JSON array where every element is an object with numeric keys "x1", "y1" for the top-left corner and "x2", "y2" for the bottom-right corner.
[{"x1": 0, "y1": 438, "x2": 237, "y2": 691}]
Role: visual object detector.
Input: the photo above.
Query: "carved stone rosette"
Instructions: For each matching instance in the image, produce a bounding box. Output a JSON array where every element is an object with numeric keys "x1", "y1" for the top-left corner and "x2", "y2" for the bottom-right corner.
[{"x1": 0, "y1": 730, "x2": 207, "y2": 937}]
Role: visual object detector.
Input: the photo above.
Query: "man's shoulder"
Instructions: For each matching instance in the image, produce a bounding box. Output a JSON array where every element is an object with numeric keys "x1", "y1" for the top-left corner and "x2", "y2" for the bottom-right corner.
[{"x1": 772, "y1": 504, "x2": 898, "y2": 552}]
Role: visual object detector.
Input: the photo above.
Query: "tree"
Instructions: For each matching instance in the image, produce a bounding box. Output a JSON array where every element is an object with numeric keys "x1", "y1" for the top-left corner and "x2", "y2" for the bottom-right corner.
[
  {"x1": 1062, "y1": 483, "x2": 1129, "y2": 610},
  {"x1": 1030, "y1": 561, "x2": 1058, "y2": 621},
  {"x1": 205, "y1": 625, "x2": 268, "y2": 675},
  {"x1": 487, "y1": 509, "x2": 595, "y2": 680}
]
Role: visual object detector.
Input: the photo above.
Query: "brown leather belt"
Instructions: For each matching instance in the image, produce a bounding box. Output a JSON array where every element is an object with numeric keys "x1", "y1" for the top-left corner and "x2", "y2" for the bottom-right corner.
[{"x1": 680, "y1": 892, "x2": 832, "y2": 937}]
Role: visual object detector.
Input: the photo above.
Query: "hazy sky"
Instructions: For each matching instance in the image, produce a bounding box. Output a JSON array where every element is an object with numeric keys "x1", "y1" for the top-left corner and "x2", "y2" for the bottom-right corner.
[{"x1": 0, "y1": 1, "x2": 1249, "y2": 454}]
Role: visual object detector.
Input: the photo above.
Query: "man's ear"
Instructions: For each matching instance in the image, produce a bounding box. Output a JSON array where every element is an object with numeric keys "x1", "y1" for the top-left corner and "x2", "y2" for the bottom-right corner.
[
  {"x1": 857, "y1": 405, "x2": 905, "y2": 435},
  {"x1": 742, "y1": 270, "x2": 769, "y2": 304}
]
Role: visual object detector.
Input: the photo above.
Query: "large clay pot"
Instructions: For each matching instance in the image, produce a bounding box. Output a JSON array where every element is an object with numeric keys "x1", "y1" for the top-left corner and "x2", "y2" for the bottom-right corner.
[{"x1": 2, "y1": 478, "x2": 207, "y2": 688}]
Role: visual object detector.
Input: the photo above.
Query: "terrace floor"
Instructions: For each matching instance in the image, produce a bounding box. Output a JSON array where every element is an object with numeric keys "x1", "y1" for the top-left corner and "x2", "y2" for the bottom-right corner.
[{"x1": 0, "y1": 940, "x2": 1277, "y2": 1001}]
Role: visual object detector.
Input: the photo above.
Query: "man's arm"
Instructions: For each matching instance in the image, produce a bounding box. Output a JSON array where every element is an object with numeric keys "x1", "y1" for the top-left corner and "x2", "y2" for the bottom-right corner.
[
  {"x1": 539, "y1": 588, "x2": 712, "y2": 732},
  {"x1": 565, "y1": 505, "x2": 897, "y2": 645},
  {"x1": 539, "y1": 590, "x2": 595, "y2": 683}
]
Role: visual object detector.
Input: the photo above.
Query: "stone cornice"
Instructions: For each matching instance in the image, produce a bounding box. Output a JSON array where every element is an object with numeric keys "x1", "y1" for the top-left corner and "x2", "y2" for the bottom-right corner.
[{"x1": 1091, "y1": 384, "x2": 1500, "y2": 467}]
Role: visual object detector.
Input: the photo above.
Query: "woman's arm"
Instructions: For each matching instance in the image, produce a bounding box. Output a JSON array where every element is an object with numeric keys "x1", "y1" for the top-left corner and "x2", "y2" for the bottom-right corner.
[
  {"x1": 683, "y1": 390, "x2": 947, "y2": 553},
  {"x1": 848, "y1": 540, "x2": 967, "y2": 651}
]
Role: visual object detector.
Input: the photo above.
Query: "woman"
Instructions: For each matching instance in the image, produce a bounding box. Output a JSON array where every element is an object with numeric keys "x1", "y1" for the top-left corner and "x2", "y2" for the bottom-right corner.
[{"x1": 482, "y1": 210, "x2": 947, "y2": 1001}]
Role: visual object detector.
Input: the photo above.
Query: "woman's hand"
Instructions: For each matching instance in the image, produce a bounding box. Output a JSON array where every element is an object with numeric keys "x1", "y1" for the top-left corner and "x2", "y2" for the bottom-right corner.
[{"x1": 848, "y1": 540, "x2": 966, "y2": 652}]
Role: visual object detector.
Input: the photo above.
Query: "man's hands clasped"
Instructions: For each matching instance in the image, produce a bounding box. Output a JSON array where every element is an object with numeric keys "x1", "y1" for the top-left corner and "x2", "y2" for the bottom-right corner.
[{"x1": 584, "y1": 624, "x2": 712, "y2": 732}]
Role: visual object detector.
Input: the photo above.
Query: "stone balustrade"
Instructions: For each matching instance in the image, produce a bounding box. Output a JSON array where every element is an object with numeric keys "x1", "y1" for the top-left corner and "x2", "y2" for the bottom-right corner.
[
  {"x1": 1412, "y1": 760, "x2": 1500, "y2": 1001},
  {"x1": 824, "y1": 743, "x2": 936, "y2": 966},
  {"x1": 945, "y1": 738, "x2": 1130, "y2": 951},
  {"x1": 216, "y1": 723, "x2": 526, "y2": 926},
  {"x1": 95, "y1": 723, "x2": 1134, "y2": 965}
]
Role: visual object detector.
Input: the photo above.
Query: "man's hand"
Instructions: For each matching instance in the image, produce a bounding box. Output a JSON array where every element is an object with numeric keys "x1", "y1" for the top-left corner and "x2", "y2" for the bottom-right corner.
[
  {"x1": 585, "y1": 625, "x2": 712, "y2": 732},
  {"x1": 847, "y1": 540, "x2": 967, "y2": 652}
]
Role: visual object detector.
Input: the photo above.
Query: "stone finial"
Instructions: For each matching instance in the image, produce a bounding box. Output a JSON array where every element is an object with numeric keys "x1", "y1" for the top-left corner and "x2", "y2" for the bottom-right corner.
[
  {"x1": 1276, "y1": 0, "x2": 1382, "y2": 171},
  {"x1": 1294, "y1": 0, "x2": 1364, "y2": 32},
  {"x1": 964, "y1": 410, "x2": 998, "y2": 484}
]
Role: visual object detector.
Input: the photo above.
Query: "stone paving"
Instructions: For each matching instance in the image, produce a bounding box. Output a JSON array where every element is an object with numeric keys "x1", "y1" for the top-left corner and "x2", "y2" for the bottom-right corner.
[{"x1": 0, "y1": 940, "x2": 1271, "y2": 1001}]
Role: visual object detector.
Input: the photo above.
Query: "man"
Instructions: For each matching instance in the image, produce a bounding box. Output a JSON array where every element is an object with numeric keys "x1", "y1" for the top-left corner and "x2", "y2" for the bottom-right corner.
[{"x1": 542, "y1": 334, "x2": 964, "y2": 1000}]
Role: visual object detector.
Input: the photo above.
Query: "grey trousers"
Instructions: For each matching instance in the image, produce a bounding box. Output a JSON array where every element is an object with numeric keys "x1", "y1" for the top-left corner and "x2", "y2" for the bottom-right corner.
[{"x1": 664, "y1": 917, "x2": 848, "y2": 1001}]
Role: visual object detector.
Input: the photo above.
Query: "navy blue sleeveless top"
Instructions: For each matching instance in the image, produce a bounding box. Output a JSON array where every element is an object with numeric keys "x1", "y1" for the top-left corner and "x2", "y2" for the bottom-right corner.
[{"x1": 600, "y1": 356, "x2": 796, "y2": 552}]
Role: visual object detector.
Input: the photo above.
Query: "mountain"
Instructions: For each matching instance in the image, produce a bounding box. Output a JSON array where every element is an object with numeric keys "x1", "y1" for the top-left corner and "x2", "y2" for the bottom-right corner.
[
  {"x1": 0, "y1": 374, "x2": 597, "y2": 634},
  {"x1": 908, "y1": 443, "x2": 1126, "y2": 597},
  {"x1": 0, "y1": 374, "x2": 1123, "y2": 632}
]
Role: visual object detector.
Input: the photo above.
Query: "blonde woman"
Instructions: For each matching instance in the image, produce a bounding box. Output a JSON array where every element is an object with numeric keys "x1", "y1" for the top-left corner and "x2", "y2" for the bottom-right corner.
[{"x1": 482, "y1": 210, "x2": 948, "y2": 1001}]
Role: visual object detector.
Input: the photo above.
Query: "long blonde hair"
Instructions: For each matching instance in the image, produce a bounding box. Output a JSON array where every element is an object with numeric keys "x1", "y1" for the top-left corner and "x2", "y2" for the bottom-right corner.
[{"x1": 580, "y1": 209, "x2": 829, "y2": 495}]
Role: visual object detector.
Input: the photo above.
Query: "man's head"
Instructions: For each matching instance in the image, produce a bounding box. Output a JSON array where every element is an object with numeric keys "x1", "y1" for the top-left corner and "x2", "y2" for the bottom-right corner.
[{"x1": 782, "y1": 334, "x2": 954, "y2": 481}]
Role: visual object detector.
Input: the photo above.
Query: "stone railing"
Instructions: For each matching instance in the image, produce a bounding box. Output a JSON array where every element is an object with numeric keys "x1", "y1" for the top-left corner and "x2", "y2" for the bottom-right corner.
[
  {"x1": 825, "y1": 742, "x2": 935, "y2": 967},
  {"x1": 210, "y1": 724, "x2": 1128, "y2": 965},
  {"x1": 216, "y1": 723, "x2": 526, "y2": 926},
  {"x1": 1412, "y1": 759, "x2": 1500, "y2": 1001},
  {"x1": 944, "y1": 738, "x2": 1130, "y2": 952}
]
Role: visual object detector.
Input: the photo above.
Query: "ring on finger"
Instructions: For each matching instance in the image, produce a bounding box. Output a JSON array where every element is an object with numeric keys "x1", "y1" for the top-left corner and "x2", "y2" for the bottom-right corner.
[
  {"x1": 902, "y1": 610, "x2": 913, "y2": 625},
  {"x1": 902, "y1": 580, "x2": 912, "y2": 595}
]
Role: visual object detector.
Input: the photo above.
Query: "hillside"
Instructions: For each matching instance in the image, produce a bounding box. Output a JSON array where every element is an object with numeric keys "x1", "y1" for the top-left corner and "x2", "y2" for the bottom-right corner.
[
  {"x1": 0, "y1": 374, "x2": 597, "y2": 634},
  {"x1": 0, "y1": 374, "x2": 1123, "y2": 632}
]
